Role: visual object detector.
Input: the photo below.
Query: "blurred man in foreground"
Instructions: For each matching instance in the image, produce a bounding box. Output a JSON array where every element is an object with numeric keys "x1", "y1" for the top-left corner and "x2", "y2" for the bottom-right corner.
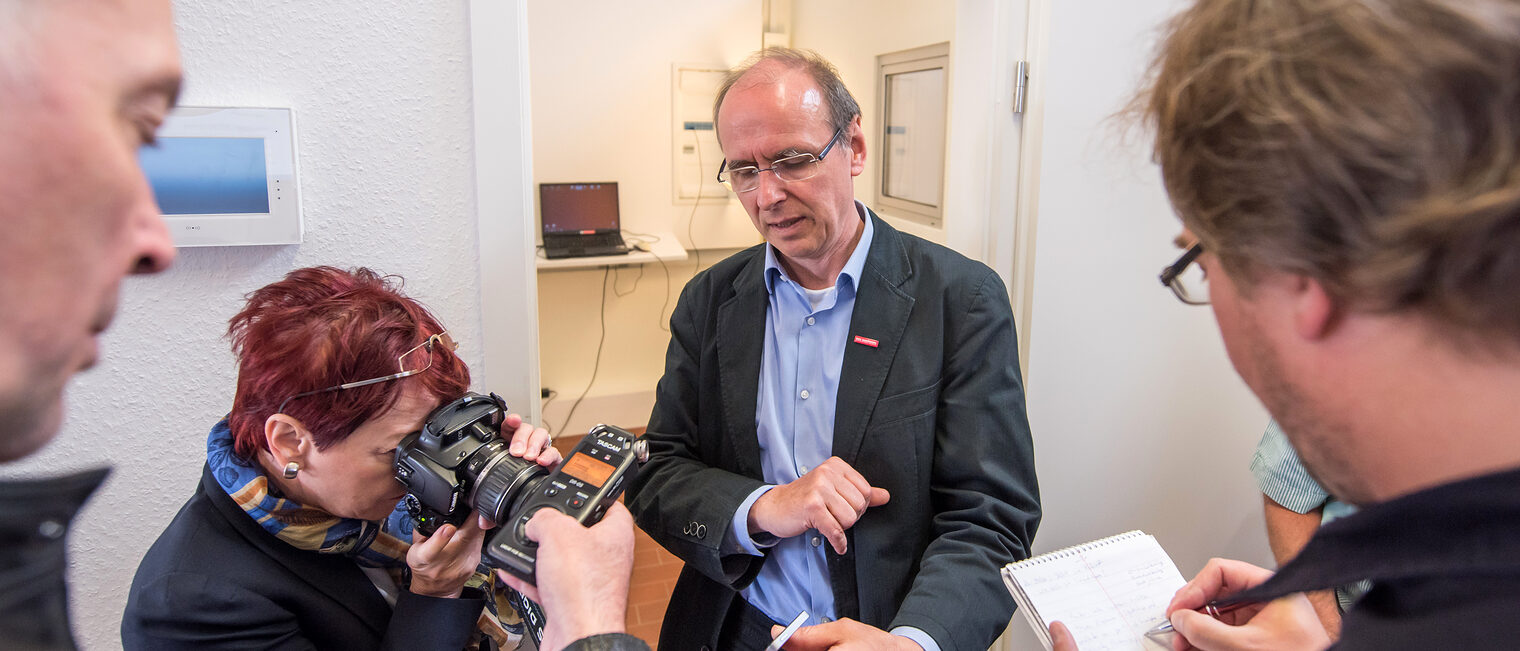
[
  {"x1": 1054, "y1": 0, "x2": 1520, "y2": 649},
  {"x1": 0, "y1": 0, "x2": 180, "y2": 646}
]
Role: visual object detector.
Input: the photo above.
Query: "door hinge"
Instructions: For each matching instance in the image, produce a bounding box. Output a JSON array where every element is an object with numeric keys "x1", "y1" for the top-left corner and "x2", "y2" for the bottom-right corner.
[{"x1": 1014, "y1": 61, "x2": 1029, "y2": 115}]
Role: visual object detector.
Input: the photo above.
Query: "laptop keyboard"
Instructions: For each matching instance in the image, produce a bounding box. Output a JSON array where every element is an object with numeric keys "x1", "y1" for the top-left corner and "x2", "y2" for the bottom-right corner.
[
  {"x1": 543, "y1": 232, "x2": 629, "y2": 259},
  {"x1": 581, "y1": 233, "x2": 624, "y2": 248}
]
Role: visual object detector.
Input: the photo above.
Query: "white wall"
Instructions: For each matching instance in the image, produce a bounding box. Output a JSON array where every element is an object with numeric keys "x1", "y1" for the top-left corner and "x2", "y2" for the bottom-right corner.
[
  {"x1": 791, "y1": 0, "x2": 957, "y2": 243},
  {"x1": 526, "y1": 1, "x2": 766, "y2": 435},
  {"x1": 0, "y1": 1, "x2": 498, "y2": 648},
  {"x1": 1006, "y1": 0, "x2": 1274, "y2": 648},
  {"x1": 526, "y1": 0, "x2": 760, "y2": 248}
]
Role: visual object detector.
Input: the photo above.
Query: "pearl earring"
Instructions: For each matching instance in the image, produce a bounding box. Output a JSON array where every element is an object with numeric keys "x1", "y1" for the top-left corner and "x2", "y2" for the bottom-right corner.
[{"x1": 283, "y1": 461, "x2": 300, "y2": 479}]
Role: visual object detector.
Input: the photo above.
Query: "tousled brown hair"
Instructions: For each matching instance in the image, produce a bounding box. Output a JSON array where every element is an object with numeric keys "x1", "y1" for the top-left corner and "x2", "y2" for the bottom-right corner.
[{"x1": 1138, "y1": 0, "x2": 1520, "y2": 342}]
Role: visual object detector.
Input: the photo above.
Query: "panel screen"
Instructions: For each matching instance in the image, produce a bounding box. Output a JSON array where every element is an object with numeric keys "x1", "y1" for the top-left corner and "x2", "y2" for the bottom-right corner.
[
  {"x1": 561, "y1": 453, "x2": 616, "y2": 488},
  {"x1": 140, "y1": 136, "x2": 270, "y2": 215}
]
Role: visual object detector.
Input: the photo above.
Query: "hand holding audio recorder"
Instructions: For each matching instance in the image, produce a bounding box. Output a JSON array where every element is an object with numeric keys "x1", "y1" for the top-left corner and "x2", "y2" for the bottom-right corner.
[{"x1": 486, "y1": 422, "x2": 643, "y2": 583}]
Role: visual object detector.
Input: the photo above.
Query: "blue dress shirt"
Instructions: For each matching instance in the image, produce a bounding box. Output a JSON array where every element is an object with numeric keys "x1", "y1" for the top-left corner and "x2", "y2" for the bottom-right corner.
[{"x1": 722, "y1": 205, "x2": 940, "y2": 651}]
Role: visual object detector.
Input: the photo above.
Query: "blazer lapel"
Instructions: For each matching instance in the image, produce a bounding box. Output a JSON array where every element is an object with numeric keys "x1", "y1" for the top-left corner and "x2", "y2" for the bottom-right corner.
[
  {"x1": 200, "y1": 466, "x2": 393, "y2": 635},
  {"x1": 715, "y1": 253, "x2": 769, "y2": 478},
  {"x1": 833, "y1": 212, "x2": 915, "y2": 466}
]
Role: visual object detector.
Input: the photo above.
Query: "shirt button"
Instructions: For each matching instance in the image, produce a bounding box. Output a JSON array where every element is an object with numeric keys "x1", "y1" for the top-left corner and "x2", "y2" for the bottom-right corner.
[
  {"x1": 799, "y1": 465, "x2": 809, "y2": 474},
  {"x1": 800, "y1": 389, "x2": 810, "y2": 400},
  {"x1": 820, "y1": 616, "x2": 832, "y2": 623},
  {"x1": 806, "y1": 316, "x2": 815, "y2": 326},
  {"x1": 810, "y1": 535, "x2": 822, "y2": 547}
]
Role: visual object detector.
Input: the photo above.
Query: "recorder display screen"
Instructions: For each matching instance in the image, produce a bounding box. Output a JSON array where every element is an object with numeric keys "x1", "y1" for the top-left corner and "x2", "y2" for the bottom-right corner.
[{"x1": 561, "y1": 454, "x2": 615, "y2": 487}]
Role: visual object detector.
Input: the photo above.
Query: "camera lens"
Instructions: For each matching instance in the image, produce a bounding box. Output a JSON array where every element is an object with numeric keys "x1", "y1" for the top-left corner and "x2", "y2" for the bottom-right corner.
[
  {"x1": 395, "y1": 392, "x2": 555, "y2": 535},
  {"x1": 469, "y1": 445, "x2": 550, "y2": 524}
]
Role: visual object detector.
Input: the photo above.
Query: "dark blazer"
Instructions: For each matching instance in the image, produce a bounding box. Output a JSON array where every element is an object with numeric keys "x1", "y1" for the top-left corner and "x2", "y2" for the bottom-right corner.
[
  {"x1": 122, "y1": 465, "x2": 486, "y2": 651},
  {"x1": 627, "y1": 211, "x2": 1041, "y2": 651},
  {"x1": 0, "y1": 468, "x2": 108, "y2": 651}
]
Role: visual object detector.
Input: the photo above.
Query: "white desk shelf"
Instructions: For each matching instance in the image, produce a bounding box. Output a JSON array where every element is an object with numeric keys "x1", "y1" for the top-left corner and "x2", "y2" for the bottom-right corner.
[{"x1": 535, "y1": 231, "x2": 689, "y2": 270}]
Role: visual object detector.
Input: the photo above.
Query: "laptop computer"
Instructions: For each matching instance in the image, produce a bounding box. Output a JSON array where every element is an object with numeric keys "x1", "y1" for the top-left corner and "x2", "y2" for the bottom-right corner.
[{"x1": 539, "y1": 182, "x2": 630, "y2": 259}]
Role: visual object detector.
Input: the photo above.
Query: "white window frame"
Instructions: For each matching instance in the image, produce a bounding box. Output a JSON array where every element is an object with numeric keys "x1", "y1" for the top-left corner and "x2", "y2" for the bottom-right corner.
[{"x1": 874, "y1": 42, "x2": 951, "y2": 228}]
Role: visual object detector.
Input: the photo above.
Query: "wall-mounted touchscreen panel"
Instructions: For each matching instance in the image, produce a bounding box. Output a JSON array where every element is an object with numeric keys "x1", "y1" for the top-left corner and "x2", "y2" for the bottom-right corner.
[{"x1": 141, "y1": 107, "x2": 301, "y2": 247}]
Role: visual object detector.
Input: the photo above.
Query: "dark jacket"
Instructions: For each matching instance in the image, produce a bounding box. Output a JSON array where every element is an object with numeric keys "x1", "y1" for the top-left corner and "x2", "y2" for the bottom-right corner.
[
  {"x1": 627, "y1": 211, "x2": 1041, "y2": 651},
  {"x1": 0, "y1": 468, "x2": 108, "y2": 651},
  {"x1": 1232, "y1": 465, "x2": 1520, "y2": 649},
  {"x1": 122, "y1": 465, "x2": 485, "y2": 650}
]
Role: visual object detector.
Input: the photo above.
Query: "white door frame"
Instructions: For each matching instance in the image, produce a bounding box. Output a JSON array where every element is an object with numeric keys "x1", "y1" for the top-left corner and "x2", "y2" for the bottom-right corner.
[
  {"x1": 975, "y1": 2, "x2": 1051, "y2": 649},
  {"x1": 948, "y1": 0, "x2": 1044, "y2": 382},
  {"x1": 469, "y1": 0, "x2": 542, "y2": 424},
  {"x1": 1008, "y1": 0, "x2": 1052, "y2": 382}
]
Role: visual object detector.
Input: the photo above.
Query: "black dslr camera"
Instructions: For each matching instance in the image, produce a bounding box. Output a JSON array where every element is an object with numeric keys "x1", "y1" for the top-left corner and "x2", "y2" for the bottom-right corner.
[{"x1": 393, "y1": 391, "x2": 644, "y2": 583}]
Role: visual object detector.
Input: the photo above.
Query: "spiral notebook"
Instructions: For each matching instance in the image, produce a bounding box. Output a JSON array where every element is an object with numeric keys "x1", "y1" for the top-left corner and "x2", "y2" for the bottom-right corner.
[{"x1": 1002, "y1": 531, "x2": 1185, "y2": 651}]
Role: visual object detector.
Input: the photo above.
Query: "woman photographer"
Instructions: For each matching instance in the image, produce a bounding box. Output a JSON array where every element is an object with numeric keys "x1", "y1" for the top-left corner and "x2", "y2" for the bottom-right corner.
[{"x1": 122, "y1": 266, "x2": 559, "y2": 650}]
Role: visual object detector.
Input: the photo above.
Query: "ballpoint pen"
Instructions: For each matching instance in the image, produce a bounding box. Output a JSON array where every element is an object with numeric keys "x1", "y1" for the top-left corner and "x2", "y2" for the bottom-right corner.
[
  {"x1": 765, "y1": 611, "x2": 810, "y2": 651},
  {"x1": 1145, "y1": 601, "x2": 1254, "y2": 637}
]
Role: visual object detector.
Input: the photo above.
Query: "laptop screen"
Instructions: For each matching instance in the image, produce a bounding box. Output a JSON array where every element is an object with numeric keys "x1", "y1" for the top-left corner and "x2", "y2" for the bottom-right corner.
[{"x1": 540, "y1": 182, "x2": 620, "y2": 235}]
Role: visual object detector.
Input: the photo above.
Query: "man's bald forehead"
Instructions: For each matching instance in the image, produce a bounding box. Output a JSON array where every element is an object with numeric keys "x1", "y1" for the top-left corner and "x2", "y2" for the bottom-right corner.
[
  {"x1": 0, "y1": 0, "x2": 123, "y2": 65},
  {"x1": 0, "y1": 0, "x2": 74, "y2": 28},
  {"x1": 730, "y1": 58, "x2": 804, "y2": 89},
  {"x1": 712, "y1": 47, "x2": 861, "y2": 145},
  {"x1": 721, "y1": 64, "x2": 822, "y2": 115}
]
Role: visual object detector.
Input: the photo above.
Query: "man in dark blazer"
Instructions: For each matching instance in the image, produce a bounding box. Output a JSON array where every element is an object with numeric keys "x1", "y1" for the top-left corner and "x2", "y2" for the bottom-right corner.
[{"x1": 627, "y1": 47, "x2": 1040, "y2": 651}]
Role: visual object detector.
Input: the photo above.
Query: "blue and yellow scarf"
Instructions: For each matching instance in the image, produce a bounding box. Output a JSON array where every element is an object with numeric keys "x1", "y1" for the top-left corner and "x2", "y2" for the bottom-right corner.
[{"x1": 206, "y1": 419, "x2": 524, "y2": 649}]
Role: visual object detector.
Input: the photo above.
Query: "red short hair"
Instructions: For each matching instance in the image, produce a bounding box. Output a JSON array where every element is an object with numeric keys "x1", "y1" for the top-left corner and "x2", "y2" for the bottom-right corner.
[{"x1": 226, "y1": 266, "x2": 470, "y2": 460}]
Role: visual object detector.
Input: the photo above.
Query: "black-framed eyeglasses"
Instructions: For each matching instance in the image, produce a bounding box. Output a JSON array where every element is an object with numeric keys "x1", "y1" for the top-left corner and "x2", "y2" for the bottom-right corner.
[
  {"x1": 276, "y1": 332, "x2": 458, "y2": 415},
  {"x1": 716, "y1": 126, "x2": 844, "y2": 193},
  {"x1": 1159, "y1": 242, "x2": 1209, "y2": 305}
]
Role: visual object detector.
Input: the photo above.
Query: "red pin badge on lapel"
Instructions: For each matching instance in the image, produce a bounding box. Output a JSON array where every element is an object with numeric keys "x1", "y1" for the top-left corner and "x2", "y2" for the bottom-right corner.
[{"x1": 852, "y1": 335, "x2": 879, "y2": 348}]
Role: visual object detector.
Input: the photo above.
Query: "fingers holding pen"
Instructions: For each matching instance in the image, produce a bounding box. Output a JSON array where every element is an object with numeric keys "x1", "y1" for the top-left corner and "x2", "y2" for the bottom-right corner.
[
  {"x1": 1162, "y1": 558, "x2": 1328, "y2": 651},
  {"x1": 1166, "y1": 558, "x2": 1274, "y2": 616},
  {"x1": 1168, "y1": 594, "x2": 1327, "y2": 651}
]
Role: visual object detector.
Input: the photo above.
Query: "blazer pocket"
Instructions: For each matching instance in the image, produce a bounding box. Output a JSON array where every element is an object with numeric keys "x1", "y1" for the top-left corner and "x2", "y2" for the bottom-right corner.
[{"x1": 868, "y1": 383, "x2": 939, "y2": 427}]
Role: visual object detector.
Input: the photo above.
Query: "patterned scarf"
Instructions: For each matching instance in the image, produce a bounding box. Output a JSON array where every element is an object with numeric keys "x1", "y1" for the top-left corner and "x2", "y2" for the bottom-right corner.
[{"x1": 206, "y1": 419, "x2": 525, "y2": 649}]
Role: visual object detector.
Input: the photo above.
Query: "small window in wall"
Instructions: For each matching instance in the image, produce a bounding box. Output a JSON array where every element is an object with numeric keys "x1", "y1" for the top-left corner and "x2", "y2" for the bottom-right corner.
[{"x1": 876, "y1": 43, "x2": 950, "y2": 228}]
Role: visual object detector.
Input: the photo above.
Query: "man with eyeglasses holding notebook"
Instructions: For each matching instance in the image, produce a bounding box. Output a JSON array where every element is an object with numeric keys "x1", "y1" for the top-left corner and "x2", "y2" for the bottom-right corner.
[
  {"x1": 625, "y1": 47, "x2": 1041, "y2": 651},
  {"x1": 1053, "y1": 0, "x2": 1520, "y2": 649}
]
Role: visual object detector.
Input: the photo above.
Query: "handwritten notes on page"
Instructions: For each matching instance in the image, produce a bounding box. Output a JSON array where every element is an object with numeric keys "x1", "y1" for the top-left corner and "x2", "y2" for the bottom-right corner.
[{"x1": 1001, "y1": 531, "x2": 1185, "y2": 651}]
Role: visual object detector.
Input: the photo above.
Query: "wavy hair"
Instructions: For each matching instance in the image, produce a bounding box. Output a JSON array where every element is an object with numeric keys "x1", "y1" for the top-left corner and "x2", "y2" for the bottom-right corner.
[
  {"x1": 1137, "y1": 0, "x2": 1520, "y2": 343},
  {"x1": 226, "y1": 266, "x2": 470, "y2": 460}
]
